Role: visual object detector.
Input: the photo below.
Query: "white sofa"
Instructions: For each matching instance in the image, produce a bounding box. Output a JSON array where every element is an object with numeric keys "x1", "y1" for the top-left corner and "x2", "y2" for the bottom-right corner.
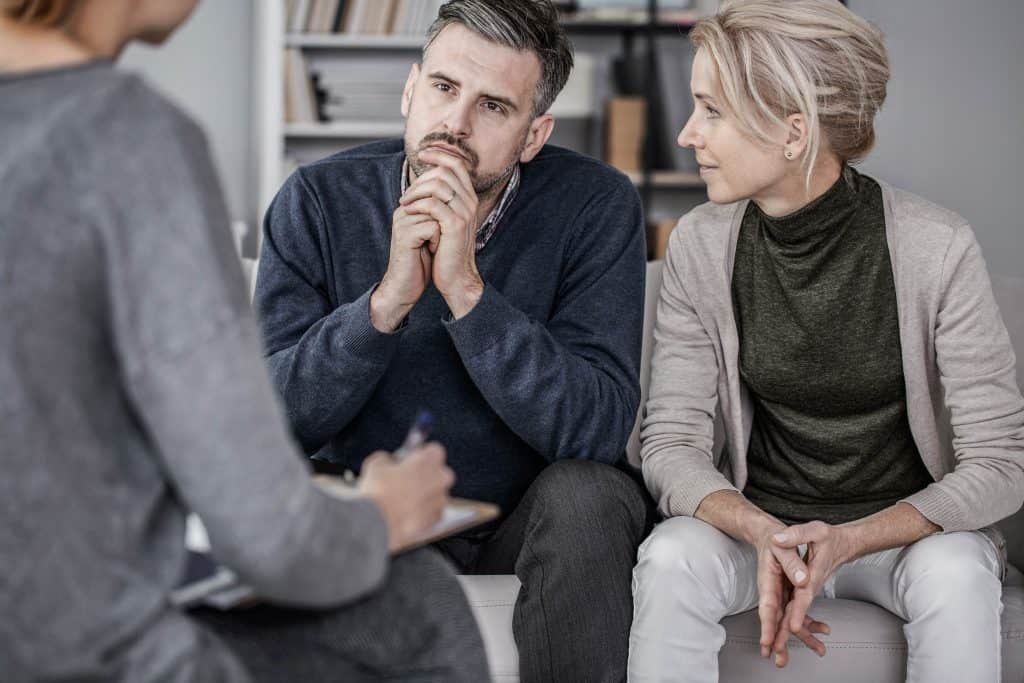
[{"x1": 456, "y1": 260, "x2": 1024, "y2": 682}]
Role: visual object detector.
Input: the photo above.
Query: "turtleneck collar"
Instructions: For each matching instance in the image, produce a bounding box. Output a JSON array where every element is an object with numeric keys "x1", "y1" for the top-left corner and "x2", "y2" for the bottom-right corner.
[{"x1": 752, "y1": 165, "x2": 860, "y2": 247}]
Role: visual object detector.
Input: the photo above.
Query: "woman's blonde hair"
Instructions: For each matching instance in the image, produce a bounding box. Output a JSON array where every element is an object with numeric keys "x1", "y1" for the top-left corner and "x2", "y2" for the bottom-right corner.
[
  {"x1": 1, "y1": 0, "x2": 81, "y2": 27},
  {"x1": 690, "y1": 0, "x2": 889, "y2": 178}
]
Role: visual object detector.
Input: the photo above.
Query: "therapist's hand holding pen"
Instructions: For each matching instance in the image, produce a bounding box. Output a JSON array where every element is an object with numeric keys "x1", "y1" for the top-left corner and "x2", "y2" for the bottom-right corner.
[{"x1": 357, "y1": 412, "x2": 453, "y2": 552}]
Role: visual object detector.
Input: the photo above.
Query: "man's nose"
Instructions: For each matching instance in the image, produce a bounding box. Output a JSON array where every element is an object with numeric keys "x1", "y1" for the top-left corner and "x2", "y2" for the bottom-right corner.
[{"x1": 443, "y1": 100, "x2": 473, "y2": 138}]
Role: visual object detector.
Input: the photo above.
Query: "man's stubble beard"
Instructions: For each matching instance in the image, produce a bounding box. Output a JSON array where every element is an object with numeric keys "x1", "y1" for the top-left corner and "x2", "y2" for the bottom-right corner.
[{"x1": 406, "y1": 128, "x2": 528, "y2": 201}]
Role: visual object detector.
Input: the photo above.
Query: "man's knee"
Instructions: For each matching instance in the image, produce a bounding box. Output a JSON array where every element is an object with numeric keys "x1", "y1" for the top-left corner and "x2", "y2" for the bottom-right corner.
[{"x1": 526, "y1": 459, "x2": 652, "y2": 542}]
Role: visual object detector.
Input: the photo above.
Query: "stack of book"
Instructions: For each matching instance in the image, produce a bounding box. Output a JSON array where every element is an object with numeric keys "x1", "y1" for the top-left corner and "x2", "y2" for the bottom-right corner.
[
  {"x1": 285, "y1": 0, "x2": 445, "y2": 36},
  {"x1": 315, "y1": 55, "x2": 410, "y2": 123}
]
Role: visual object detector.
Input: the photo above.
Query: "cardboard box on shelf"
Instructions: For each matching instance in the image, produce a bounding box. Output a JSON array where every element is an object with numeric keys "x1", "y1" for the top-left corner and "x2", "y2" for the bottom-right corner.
[{"x1": 605, "y1": 96, "x2": 646, "y2": 173}]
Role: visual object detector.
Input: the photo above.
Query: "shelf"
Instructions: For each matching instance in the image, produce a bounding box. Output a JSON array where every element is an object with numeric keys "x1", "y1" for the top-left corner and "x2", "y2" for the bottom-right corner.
[
  {"x1": 559, "y1": 12, "x2": 697, "y2": 34},
  {"x1": 625, "y1": 170, "x2": 703, "y2": 189},
  {"x1": 285, "y1": 33, "x2": 425, "y2": 49},
  {"x1": 284, "y1": 121, "x2": 406, "y2": 138}
]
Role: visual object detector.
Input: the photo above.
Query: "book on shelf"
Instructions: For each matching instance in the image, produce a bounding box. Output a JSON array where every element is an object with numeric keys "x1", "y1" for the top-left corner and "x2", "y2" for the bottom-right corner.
[
  {"x1": 313, "y1": 55, "x2": 410, "y2": 123},
  {"x1": 285, "y1": 0, "x2": 443, "y2": 37},
  {"x1": 284, "y1": 48, "x2": 319, "y2": 124}
]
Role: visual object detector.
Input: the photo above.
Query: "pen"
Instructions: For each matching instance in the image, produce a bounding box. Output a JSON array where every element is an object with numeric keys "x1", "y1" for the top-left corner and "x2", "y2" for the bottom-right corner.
[{"x1": 393, "y1": 410, "x2": 435, "y2": 461}]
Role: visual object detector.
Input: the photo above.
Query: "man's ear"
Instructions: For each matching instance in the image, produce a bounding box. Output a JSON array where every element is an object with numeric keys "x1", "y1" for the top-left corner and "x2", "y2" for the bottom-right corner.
[
  {"x1": 401, "y1": 63, "x2": 419, "y2": 118},
  {"x1": 519, "y1": 114, "x2": 555, "y2": 163}
]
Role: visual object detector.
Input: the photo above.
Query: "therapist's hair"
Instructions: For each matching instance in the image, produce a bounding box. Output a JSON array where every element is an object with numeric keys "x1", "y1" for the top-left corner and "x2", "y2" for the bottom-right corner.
[
  {"x1": 691, "y1": 0, "x2": 889, "y2": 174},
  {"x1": 424, "y1": 0, "x2": 574, "y2": 118},
  {"x1": 1, "y1": 0, "x2": 81, "y2": 26}
]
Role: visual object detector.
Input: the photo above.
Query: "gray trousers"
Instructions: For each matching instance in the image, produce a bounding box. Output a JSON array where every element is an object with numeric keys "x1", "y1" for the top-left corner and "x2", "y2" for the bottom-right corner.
[
  {"x1": 435, "y1": 460, "x2": 658, "y2": 683},
  {"x1": 193, "y1": 548, "x2": 489, "y2": 682},
  {"x1": 630, "y1": 516, "x2": 1004, "y2": 682}
]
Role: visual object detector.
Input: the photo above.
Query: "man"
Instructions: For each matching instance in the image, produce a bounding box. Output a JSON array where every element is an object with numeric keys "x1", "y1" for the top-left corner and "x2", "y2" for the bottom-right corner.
[{"x1": 256, "y1": 1, "x2": 654, "y2": 680}]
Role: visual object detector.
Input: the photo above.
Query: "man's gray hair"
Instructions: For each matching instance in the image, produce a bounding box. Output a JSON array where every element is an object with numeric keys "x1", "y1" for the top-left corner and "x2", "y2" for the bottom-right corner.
[{"x1": 424, "y1": 0, "x2": 574, "y2": 118}]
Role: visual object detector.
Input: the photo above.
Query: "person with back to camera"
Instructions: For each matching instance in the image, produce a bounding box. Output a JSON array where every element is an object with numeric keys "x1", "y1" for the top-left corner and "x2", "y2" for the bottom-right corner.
[
  {"x1": 0, "y1": 0, "x2": 490, "y2": 680},
  {"x1": 628, "y1": 1, "x2": 1024, "y2": 681}
]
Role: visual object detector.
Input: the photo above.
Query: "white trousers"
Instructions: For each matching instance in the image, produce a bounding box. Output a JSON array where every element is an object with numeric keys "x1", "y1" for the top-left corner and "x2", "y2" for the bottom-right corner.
[{"x1": 628, "y1": 516, "x2": 1003, "y2": 683}]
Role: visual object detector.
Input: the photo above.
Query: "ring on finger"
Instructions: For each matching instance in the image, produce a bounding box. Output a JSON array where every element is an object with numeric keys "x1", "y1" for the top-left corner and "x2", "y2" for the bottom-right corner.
[{"x1": 444, "y1": 189, "x2": 456, "y2": 206}]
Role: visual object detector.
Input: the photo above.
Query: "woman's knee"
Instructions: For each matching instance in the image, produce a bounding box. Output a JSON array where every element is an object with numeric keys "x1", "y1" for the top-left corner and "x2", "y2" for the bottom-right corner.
[
  {"x1": 896, "y1": 532, "x2": 1002, "y2": 610},
  {"x1": 634, "y1": 516, "x2": 740, "y2": 594}
]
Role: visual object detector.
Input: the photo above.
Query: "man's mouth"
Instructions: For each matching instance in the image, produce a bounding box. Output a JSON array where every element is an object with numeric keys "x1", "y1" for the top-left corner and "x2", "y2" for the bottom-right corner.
[{"x1": 426, "y1": 143, "x2": 470, "y2": 163}]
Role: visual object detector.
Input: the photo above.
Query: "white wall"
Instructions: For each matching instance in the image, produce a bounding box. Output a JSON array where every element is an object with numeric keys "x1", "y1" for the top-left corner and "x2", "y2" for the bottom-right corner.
[
  {"x1": 115, "y1": 0, "x2": 1023, "y2": 277},
  {"x1": 120, "y1": 0, "x2": 254, "y2": 235},
  {"x1": 852, "y1": 0, "x2": 1024, "y2": 277}
]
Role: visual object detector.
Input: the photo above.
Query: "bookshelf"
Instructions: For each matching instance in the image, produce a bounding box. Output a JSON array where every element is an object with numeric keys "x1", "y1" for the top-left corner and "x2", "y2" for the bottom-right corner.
[{"x1": 255, "y1": 1, "x2": 709, "y2": 257}]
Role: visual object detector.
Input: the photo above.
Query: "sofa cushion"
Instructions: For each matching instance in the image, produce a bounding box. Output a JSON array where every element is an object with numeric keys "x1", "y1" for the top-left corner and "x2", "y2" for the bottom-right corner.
[
  {"x1": 457, "y1": 576, "x2": 1024, "y2": 683},
  {"x1": 457, "y1": 575, "x2": 520, "y2": 683}
]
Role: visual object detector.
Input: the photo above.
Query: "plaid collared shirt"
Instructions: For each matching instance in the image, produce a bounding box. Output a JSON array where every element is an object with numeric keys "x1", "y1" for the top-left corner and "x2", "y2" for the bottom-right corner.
[{"x1": 401, "y1": 158, "x2": 520, "y2": 252}]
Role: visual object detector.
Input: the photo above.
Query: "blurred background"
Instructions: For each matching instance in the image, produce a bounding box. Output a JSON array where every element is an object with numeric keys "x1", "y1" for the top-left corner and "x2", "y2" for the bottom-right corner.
[{"x1": 121, "y1": 0, "x2": 1024, "y2": 277}]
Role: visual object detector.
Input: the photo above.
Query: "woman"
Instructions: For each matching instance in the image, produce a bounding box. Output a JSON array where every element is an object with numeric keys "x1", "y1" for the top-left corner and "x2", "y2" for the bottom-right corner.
[
  {"x1": 0, "y1": 1, "x2": 487, "y2": 681},
  {"x1": 628, "y1": 1, "x2": 1024, "y2": 681}
]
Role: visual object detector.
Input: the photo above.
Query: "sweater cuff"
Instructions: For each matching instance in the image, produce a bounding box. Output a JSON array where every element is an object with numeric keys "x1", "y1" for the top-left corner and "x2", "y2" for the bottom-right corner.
[
  {"x1": 442, "y1": 283, "x2": 513, "y2": 359},
  {"x1": 901, "y1": 484, "x2": 967, "y2": 532},
  {"x1": 667, "y1": 478, "x2": 739, "y2": 519},
  {"x1": 333, "y1": 285, "x2": 404, "y2": 364}
]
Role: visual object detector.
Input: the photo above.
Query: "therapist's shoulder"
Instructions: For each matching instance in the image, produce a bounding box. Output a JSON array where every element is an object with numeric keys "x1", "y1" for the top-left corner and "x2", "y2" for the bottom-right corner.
[{"x1": 78, "y1": 69, "x2": 209, "y2": 155}]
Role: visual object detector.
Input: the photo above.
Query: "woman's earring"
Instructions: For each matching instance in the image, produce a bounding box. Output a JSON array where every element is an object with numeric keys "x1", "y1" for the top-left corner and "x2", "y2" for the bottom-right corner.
[{"x1": 785, "y1": 150, "x2": 795, "y2": 160}]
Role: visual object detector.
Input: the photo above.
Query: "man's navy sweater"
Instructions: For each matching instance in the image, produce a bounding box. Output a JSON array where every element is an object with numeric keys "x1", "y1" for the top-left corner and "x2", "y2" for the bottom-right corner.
[{"x1": 256, "y1": 139, "x2": 645, "y2": 512}]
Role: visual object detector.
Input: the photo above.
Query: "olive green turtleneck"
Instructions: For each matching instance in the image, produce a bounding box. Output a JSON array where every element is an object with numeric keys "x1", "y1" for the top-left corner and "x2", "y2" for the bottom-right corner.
[{"x1": 732, "y1": 166, "x2": 933, "y2": 526}]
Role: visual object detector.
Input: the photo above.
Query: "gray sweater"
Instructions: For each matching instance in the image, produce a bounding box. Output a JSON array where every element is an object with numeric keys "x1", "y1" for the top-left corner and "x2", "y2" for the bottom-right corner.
[
  {"x1": 0, "y1": 62, "x2": 387, "y2": 682},
  {"x1": 641, "y1": 182, "x2": 1024, "y2": 533}
]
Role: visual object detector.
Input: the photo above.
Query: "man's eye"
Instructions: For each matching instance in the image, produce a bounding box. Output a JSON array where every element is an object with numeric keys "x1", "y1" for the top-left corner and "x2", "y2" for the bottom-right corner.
[
  {"x1": 435, "y1": 82, "x2": 452, "y2": 93},
  {"x1": 483, "y1": 102, "x2": 505, "y2": 114}
]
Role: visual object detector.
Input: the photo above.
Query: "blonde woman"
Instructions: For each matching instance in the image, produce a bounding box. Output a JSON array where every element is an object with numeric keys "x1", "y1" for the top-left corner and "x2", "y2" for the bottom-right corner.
[{"x1": 629, "y1": 1, "x2": 1024, "y2": 681}]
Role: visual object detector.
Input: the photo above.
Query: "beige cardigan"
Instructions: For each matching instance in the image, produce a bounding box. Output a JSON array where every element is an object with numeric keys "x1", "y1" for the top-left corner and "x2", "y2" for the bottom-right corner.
[{"x1": 641, "y1": 181, "x2": 1024, "y2": 532}]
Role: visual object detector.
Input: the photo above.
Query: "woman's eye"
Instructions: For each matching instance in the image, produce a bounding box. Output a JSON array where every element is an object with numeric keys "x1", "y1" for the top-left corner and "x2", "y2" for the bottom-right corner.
[{"x1": 706, "y1": 106, "x2": 720, "y2": 119}]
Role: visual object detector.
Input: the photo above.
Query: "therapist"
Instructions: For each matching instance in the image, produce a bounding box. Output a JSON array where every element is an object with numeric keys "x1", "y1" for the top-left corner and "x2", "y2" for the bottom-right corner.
[{"x1": 0, "y1": 1, "x2": 488, "y2": 681}]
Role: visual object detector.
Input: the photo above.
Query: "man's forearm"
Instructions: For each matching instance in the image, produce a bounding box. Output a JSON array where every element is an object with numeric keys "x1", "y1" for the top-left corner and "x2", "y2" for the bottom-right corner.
[{"x1": 695, "y1": 490, "x2": 784, "y2": 546}]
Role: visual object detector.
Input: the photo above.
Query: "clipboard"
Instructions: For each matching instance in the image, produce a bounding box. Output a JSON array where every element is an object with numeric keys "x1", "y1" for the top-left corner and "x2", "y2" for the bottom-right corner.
[
  {"x1": 312, "y1": 474, "x2": 499, "y2": 552},
  {"x1": 401, "y1": 497, "x2": 499, "y2": 550},
  {"x1": 172, "y1": 484, "x2": 499, "y2": 610}
]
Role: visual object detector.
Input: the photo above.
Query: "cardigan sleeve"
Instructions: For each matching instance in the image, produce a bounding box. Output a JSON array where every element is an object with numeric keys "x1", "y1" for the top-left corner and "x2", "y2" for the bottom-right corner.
[
  {"x1": 640, "y1": 220, "x2": 738, "y2": 518},
  {"x1": 901, "y1": 223, "x2": 1024, "y2": 531}
]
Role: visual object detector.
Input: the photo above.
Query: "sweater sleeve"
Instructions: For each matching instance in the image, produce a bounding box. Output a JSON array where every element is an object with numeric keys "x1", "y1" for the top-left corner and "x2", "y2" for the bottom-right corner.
[
  {"x1": 640, "y1": 221, "x2": 738, "y2": 518},
  {"x1": 442, "y1": 178, "x2": 645, "y2": 465},
  {"x1": 255, "y1": 171, "x2": 403, "y2": 454},
  {"x1": 103, "y1": 96, "x2": 388, "y2": 607},
  {"x1": 901, "y1": 223, "x2": 1024, "y2": 531}
]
